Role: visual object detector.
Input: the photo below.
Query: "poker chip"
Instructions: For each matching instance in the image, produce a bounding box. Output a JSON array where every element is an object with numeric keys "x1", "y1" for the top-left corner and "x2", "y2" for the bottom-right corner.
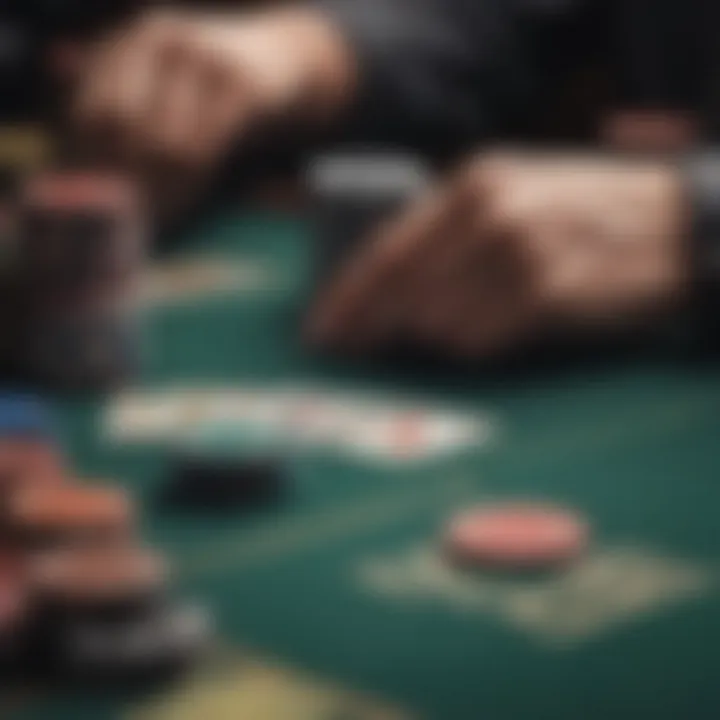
[
  {"x1": 15, "y1": 170, "x2": 146, "y2": 390},
  {"x1": 0, "y1": 440, "x2": 64, "y2": 496},
  {"x1": 61, "y1": 599, "x2": 212, "y2": 685},
  {"x1": 162, "y1": 449, "x2": 284, "y2": 511},
  {"x1": 21, "y1": 172, "x2": 138, "y2": 213},
  {"x1": 20, "y1": 312, "x2": 142, "y2": 391},
  {"x1": 8, "y1": 483, "x2": 134, "y2": 548},
  {"x1": 445, "y1": 503, "x2": 589, "y2": 569},
  {"x1": 29, "y1": 546, "x2": 168, "y2": 620},
  {"x1": 0, "y1": 577, "x2": 23, "y2": 630},
  {"x1": 0, "y1": 127, "x2": 49, "y2": 168},
  {"x1": 24, "y1": 546, "x2": 170, "y2": 679},
  {"x1": 0, "y1": 553, "x2": 28, "y2": 675},
  {"x1": 0, "y1": 127, "x2": 50, "y2": 193}
]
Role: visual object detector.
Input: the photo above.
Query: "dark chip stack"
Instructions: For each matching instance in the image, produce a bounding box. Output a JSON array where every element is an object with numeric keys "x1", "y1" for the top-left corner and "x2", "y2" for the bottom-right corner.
[
  {"x1": 0, "y1": 127, "x2": 52, "y2": 371},
  {"x1": 0, "y1": 477, "x2": 211, "y2": 684},
  {"x1": 25, "y1": 546, "x2": 160, "y2": 678},
  {"x1": 0, "y1": 368, "x2": 211, "y2": 689},
  {"x1": 0, "y1": 554, "x2": 27, "y2": 680},
  {"x1": 22, "y1": 546, "x2": 210, "y2": 685},
  {"x1": 15, "y1": 171, "x2": 146, "y2": 391},
  {"x1": 1, "y1": 478, "x2": 213, "y2": 685},
  {"x1": 163, "y1": 452, "x2": 284, "y2": 510}
]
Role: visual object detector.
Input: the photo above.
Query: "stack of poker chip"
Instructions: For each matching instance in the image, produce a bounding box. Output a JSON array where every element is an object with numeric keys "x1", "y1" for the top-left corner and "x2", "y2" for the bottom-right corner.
[
  {"x1": 0, "y1": 126, "x2": 52, "y2": 370},
  {"x1": 0, "y1": 393, "x2": 211, "y2": 686},
  {"x1": 0, "y1": 126, "x2": 50, "y2": 210},
  {"x1": 13, "y1": 170, "x2": 146, "y2": 391}
]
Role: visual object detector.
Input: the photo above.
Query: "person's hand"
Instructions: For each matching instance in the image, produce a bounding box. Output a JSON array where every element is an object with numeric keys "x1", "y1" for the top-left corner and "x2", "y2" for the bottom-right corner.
[
  {"x1": 601, "y1": 110, "x2": 699, "y2": 153},
  {"x1": 308, "y1": 152, "x2": 688, "y2": 359},
  {"x1": 71, "y1": 7, "x2": 354, "y2": 177}
]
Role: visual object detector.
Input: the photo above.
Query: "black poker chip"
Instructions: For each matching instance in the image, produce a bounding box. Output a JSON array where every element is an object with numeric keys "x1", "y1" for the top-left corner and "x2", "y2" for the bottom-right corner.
[
  {"x1": 20, "y1": 208, "x2": 124, "y2": 291},
  {"x1": 23, "y1": 546, "x2": 170, "y2": 678},
  {"x1": 60, "y1": 600, "x2": 212, "y2": 686},
  {"x1": 13, "y1": 170, "x2": 146, "y2": 391},
  {"x1": 161, "y1": 450, "x2": 285, "y2": 511},
  {"x1": 19, "y1": 311, "x2": 142, "y2": 393}
]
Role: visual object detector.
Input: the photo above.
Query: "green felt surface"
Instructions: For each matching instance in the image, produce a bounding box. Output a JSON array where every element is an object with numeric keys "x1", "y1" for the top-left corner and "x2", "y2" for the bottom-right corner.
[{"x1": 12, "y1": 211, "x2": 720, "y2": 720}]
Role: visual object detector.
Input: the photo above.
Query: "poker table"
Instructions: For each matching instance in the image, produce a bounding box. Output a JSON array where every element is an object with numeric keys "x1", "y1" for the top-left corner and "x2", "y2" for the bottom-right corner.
[{"x1": 10, "y1": 208, "x2": 720, "y2": 720}]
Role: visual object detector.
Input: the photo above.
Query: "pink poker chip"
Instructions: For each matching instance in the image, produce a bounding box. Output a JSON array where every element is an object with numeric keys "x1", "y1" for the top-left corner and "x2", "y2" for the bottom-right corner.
[
  {"x1": 445, "y1": 503, "x2": 589, "y2": 568},
  {"x1": 23, "y1": 172, "x2": 138, "y2": 212},
  {"x1": 0, "y1": 556, "x2": 26, "y2": 629},
  {"x1": 0, "y1": 581, "x2": 24, "y2": 627}
]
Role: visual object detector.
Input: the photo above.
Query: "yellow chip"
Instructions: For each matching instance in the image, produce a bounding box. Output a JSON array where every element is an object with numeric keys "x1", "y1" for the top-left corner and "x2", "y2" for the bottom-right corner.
[{"x1": 0, "y1": 126, "x2": 51, "y2": 170}]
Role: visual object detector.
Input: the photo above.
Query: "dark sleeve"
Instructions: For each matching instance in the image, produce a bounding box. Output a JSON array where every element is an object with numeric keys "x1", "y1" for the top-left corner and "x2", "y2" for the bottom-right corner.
[{"x1": 312, "y1": 0, "x2": 592, "y2": 151}]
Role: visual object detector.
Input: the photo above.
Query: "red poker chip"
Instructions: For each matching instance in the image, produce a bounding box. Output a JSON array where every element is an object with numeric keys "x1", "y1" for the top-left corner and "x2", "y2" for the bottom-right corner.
[
  {"x1": 11, "y1": 483, "x2": 132, "y2": 524},
  {"x1": 0, "y1": 440, "x2": 65, "y2": 491},
  {"x1": 0, "y1": 553, "x2": 27, "y2": 628},
  {"x1": 445, "y1": 503, "x2": 589, "y2": 569},
  {"x1": 0, "y1": 577, "x2": 25, "y2": 627},
  {"x1": 23, "y1": 172, "x2": 138, "y2": 212}
]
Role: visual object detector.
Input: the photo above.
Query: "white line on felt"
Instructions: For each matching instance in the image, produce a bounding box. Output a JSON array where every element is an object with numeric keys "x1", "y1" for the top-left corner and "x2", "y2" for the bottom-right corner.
[{"x1": 181, "y1": 476, "x2": 477, "y2": 578}]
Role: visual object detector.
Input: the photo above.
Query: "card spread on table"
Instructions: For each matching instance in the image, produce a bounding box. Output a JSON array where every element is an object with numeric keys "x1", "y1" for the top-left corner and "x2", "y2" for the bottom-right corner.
[{"x1": 104, "y1": 385, "x2": 495, "y2": 463}]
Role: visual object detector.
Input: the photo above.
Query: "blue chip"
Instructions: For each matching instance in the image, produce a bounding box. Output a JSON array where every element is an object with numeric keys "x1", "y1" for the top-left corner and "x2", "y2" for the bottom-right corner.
[{"x1": 0, "y1": 393, "x2": 54, "y2": 439}]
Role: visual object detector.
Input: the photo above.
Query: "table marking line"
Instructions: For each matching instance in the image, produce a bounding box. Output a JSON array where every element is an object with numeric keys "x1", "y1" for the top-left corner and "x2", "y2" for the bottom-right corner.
[
  {"x1": 182, "y1": 476, "x2": 477, "y2": 578},
  {"x1": 503, "y1": 393, "x2": 720, "y2": 473}
]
